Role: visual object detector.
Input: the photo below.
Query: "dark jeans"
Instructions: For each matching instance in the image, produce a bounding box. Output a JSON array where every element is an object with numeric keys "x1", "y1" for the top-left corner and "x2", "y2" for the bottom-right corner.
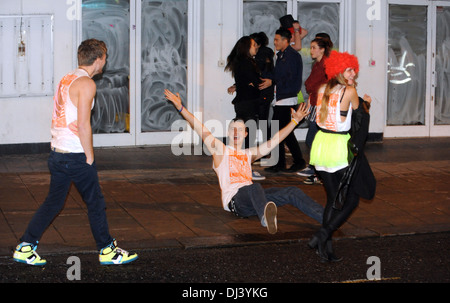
[
  {"x1": 272, "y1": 105, "x2": 306, "y2": 168},
  {"x1": 232, "y1": 183, "x2": 323, "y2": 225},
  {"x1": 305, "y1": 121, "x2": 319, "y2": 149},
  {"x1": 258, "y1": 95, "x2": 273, "y2": 142},
  {"x1": 234, "y1": 99, "x2": 259, "y2": 148},
  {"x1": 316, "y1": 168, "x2": 359, "y2": 235},
  {"x1": 305, "y1": 121, "x2": 319, "y2": 172},
  {"x1": 20, "y1": 151, "x2": 113, "y2": 250}
]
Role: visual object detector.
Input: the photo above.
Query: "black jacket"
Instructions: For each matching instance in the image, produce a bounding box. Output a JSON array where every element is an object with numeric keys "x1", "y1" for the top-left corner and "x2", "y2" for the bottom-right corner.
[
  {"x1": 349, "y1": 97, "x2": 376, "y2": 200},
  {"x1": 232, "y1": 57, "x2": 261, "y2": 104},
  {"x1": 267, "y1": 46, "x2": 303, "y2": 101},
  {"x1": 254, "y1": 46, "x2": 275, "y2": 99}
]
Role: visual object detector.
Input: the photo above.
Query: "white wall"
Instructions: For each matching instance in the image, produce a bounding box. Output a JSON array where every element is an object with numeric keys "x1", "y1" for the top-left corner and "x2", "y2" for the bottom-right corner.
[
  {"x1": 1, "y1": 0, "x2": 75, "y2": 144},
  {"x1": 0, "y1": 0, "x2": 393, "y2": 147},
  {"x1": 354, "y1": 0, "x2": 387, "y2": 134},
  {"x1": 202, "y1": 0, "x2": 239, "y2": 137}
]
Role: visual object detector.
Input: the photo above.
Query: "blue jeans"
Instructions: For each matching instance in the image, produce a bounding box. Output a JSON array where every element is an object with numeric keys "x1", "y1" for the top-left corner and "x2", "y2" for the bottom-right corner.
[
  {"x1": 20, "y1": 151, "x2": 113, "y2": 250},
  {"x1": 232, "y1": 183, "x2": 323, "y2": 225}
]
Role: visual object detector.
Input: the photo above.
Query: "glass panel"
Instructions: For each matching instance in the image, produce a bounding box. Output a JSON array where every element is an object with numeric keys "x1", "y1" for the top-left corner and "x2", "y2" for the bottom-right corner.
[
  {"x1": 297, "y1": 2, "x2": 340, "y2": 102},
  {"x1": 435, "y1": 6, "x2": 450, "y2": 125},
  {"x1": 242, "y1": 2, "x2": 340, "y2": 104},
  {"x1": 82, "y1": 0, "x2": 131, "y2": 133},
  {"x1": 243, "y1": 1, "x2": 287, "y2": 42},
  {"x1": 387, "y1": 5, "x2": 427, "y2": 126},
  {"x1": 141, "y1": 0, "x2": 188, "y2": 132}
]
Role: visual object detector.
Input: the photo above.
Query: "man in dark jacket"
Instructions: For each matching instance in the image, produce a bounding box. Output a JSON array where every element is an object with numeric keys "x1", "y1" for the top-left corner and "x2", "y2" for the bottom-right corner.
[{"x1": 260, "y1": 28, "x2": 306, "y2": 173}]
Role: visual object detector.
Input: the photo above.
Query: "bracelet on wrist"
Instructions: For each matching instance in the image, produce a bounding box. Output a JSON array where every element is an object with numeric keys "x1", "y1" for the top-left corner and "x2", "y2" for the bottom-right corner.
[
  {"x1": 178, "y1": 105, "x2": 184, "y2": 113},
  {"x1": 291, "y1": 118, "x2": 299, "y2": 126}
]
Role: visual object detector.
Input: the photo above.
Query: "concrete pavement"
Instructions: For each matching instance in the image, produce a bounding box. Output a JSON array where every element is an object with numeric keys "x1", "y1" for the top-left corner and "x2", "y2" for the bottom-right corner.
[{"x1": 0, "y1": 137, "x2": 449, "y2": 256}]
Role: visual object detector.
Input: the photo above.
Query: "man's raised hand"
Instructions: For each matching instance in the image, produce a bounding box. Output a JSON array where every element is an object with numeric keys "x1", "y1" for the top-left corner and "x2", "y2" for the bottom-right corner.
[
  {"x1": 164, "y1": 89, "x2": 183, "y2": 111},
  {"x1": 291, "y1": 102, "x2": 310, "y2": 122}
]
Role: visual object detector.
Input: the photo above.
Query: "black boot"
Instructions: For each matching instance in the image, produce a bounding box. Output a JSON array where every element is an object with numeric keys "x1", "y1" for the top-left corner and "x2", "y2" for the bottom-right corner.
[
  {"x1": 326, "y1": 239, "x2": 343, "y2": 262},
  {"x1": 312, "y1": 228, "x2": 330, "y2": 263},
  {"x1": 307, "y1": 235, "x2": 318, "y2": 249}
]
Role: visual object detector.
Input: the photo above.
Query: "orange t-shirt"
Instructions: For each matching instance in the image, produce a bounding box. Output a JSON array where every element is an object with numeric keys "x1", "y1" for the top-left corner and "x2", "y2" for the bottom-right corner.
[{"x1": 213, "y1": 146, "x2": 253, "y2": 211}]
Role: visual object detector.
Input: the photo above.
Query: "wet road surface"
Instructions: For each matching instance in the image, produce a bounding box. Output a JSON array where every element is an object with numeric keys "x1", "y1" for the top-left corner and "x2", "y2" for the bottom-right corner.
[{"x1": 1, "y1": 232, "x2": 448, "y2": 284}]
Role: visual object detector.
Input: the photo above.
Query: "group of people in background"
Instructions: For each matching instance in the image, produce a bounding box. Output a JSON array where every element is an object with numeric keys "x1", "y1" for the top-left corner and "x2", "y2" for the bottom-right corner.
[
  {"x1": 215, "y1": 14, "x2": 376, "y2": 262},
  {"x1": 225, "y1": 15, "x2": 336, "y2": 184}
]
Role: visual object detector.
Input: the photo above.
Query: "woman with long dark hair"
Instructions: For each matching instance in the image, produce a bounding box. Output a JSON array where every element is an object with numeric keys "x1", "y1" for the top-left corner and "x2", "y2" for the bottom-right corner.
[{"x1": 225, "y1": 36, "x2": 261, "y2": 126}]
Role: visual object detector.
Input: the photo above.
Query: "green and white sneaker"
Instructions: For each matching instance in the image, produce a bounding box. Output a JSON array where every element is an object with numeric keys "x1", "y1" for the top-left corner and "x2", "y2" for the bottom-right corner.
[
  {"x1": 99, "y1": 239, "x2": 138, "y2": 265},
  {"x1": 13, "y1": 242, "x2": 47, "y2": 266}
]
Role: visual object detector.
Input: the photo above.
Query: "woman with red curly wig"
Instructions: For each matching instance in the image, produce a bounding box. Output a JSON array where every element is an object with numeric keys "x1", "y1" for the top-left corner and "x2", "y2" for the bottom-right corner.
[{"x1": 307, "y1": 50, "x2": 361, "y2": 262}]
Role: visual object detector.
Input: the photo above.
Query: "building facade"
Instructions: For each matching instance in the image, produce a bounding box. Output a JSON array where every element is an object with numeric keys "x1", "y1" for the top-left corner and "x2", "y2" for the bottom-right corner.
[{"x1": 1, "y1": 0, "x2": 449, "y2": 152}]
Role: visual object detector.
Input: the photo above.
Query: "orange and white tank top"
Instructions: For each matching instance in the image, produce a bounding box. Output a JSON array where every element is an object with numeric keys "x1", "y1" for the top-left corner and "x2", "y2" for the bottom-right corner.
[
  {"x1": 213, "y1": 146, "x2": 253, "y2": 211},
  {"x1": 50, "y1": 69, "x2": 93, "y2": 153},
  {"x1": 315, "y1": 85, "x2": 352, "y2": 132}
]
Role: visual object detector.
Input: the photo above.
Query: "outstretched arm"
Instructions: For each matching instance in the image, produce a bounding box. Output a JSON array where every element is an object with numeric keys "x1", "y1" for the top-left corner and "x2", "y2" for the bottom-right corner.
[
  {"x1": 290, "y1": 22, "x2": 309, "y2": 51},
  {"x1": 164, "y1": 89, "x2": 225, "y2": 165},
  {"x1": 250, "y1": 102, "x2": 310, "y2": 161}
]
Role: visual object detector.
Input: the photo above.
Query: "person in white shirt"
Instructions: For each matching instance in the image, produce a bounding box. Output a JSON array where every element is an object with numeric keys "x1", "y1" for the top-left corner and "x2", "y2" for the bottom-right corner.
[
  {"x1": 13, "y1": 39, "x2": 137, "y2": 267},
  {"x1": 164, "y1": 89, "x2": 323, "y2": 234}
]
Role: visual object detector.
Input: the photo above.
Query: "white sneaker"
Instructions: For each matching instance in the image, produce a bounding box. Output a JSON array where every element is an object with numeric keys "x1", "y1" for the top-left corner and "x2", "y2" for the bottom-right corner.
[
  {"x1": 296, "y1": 166, "x2": 315, "y2": 177},
  {"x1": 263, "y1": 202, "x2": 277, "y2": 234},
  {"x1": 252, "y1": 171, "x2": 266, "y2": 181}
]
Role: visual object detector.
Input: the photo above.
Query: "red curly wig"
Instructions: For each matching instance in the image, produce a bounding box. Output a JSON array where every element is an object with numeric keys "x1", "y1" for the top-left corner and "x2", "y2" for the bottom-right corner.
[{"x1": 324, "y1": 50, "x2": 359, "y2": 80}]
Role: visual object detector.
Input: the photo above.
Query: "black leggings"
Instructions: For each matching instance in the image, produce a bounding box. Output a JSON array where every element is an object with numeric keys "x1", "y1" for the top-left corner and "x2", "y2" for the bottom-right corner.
[{"x1": 317, "y1": 168, "x2": 360, "y2": 235}]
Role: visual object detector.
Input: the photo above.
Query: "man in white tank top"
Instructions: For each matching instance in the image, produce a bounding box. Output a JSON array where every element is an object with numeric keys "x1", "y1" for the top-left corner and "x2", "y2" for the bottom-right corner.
[
  {"x1": 165, "y1": 89, "x2": 324, "y2": 235},
  {"x1": 13, "y1": 39, "x2": 137, "y2": 266}
]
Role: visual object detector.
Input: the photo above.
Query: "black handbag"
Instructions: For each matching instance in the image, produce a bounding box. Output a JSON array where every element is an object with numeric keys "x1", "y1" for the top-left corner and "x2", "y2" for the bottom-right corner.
[{"x1": 333, "y1": 140, "x2": 358, "y2": 210}]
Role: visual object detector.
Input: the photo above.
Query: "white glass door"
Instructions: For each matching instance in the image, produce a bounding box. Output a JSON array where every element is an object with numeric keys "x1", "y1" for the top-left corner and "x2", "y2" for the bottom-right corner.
[
  {"x1": 135, "y1": 0, "x2": 190, "y2": 145},
  {"x1": 385, "y1": 0, "x2": 450, "y2": 138},
  {"x1": 81, "y1": 0, "x2": 199, "y2": 146},
  {"x1": 296, "y1": 1, "x2": 342, "y2": 103},
  {"x1": 82, "y1": 0, "x2": 136, "y2": 146},
  {"x1": 242, "y1": 0, "x2": 342, "y2": 103},
  {"x1": 430, "y1": 1, "x2": 450, "y2": 136},
  {"x1": 241, "y1": 0, "x2": 343, "y2": 140}
]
